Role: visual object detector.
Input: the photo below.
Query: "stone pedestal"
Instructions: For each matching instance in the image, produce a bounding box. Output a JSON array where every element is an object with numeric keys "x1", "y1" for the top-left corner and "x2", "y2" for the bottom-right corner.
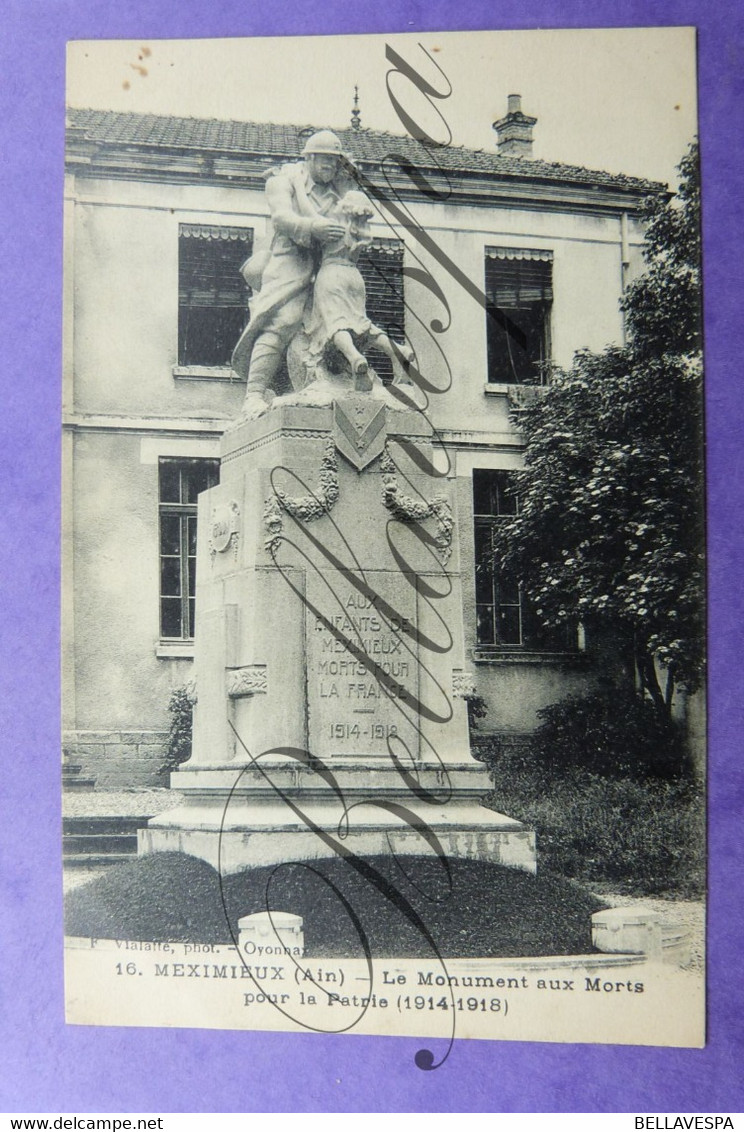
[
  {"x1": 140, "y1": 400, "x2": 536, "y2": 874},
  {"x1": 238, "y1": 911, "x2": 305, "y2": 959},
  {"x1": 591, "y1": 907, "x2": 692, "y2": 965}
]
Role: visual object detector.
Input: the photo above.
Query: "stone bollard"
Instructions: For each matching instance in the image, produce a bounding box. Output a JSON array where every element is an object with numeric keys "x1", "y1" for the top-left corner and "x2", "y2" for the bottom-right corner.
[
  {"x1": 592, "y1": 907, "x2": 664, "y2": 960},
  {"x1": 238, "y1": 911, "x2": 305, "y2": 959}
]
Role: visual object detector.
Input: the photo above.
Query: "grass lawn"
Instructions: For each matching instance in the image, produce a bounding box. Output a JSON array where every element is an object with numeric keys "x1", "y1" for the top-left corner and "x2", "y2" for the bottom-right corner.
[
  {"x1": 64, "y1": 851, "x2": 606, "y2": 958},
  {"x1": 483, "y1": 753, "x2": 705, "y2": 899}
]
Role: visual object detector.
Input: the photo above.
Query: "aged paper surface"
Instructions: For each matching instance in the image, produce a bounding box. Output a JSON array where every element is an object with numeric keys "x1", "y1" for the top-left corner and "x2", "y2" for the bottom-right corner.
[{"x1": 62, "y1": 28, "x2": 704, "y2": 1057}]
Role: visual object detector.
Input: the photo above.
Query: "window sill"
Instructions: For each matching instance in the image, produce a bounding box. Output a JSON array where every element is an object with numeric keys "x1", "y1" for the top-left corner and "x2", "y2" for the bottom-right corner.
[
  {"x1": 484, "y1": 382, "x2": 548, "y2": 395},
  {"x1": 473, "y1": 648, "x2": 587, "y2": 666},
  {"x1": 156, "y1": 641, "x2": 195, "y2": 659},
  {"x1": 173, "y1": 365, "x2": 246, "y2": 383}
]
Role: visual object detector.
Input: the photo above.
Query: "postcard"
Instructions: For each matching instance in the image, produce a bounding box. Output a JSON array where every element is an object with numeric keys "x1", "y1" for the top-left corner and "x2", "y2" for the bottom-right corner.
[{"x1": 62, "y1": 28, "x2": 704, "y2": 1062}]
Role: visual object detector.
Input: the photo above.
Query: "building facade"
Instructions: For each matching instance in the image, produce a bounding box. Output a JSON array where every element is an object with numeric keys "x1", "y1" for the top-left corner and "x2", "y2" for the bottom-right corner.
[{"x1": 62, "y1": 103, "x2": 657, "y2": 788}]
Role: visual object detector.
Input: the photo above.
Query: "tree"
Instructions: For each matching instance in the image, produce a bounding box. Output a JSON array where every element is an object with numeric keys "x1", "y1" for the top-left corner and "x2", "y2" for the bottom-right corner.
[{"x1": 495, "y1": 142, "x2": 704, "y2": 722}]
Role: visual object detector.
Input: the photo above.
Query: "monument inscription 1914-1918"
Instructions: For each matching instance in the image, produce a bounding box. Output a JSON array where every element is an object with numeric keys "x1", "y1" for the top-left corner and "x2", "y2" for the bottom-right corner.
[{"x1": 306, "y1": 574, "x2": 419, "y2": 761}]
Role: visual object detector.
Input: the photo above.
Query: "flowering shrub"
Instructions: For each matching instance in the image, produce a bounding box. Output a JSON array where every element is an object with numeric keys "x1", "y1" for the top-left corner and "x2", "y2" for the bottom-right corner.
[{"x1": 160, "y1": 686, "x2": 194, "y2": 775}]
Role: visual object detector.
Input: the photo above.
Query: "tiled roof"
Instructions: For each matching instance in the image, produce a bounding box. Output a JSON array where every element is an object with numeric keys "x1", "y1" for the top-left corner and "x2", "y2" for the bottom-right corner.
[{"x1": 67, "y1": 107, "x2": 663, "y2": 193}]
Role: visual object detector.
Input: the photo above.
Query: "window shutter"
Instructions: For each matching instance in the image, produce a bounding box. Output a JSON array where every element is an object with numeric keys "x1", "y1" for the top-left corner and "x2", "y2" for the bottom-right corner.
[
  {"x1": 485, "y1": 248, "x2": 553, "y2": 308},
  {"x1": 358, "y1": 239, "x2": 405, "y2": 384},
  {"x1": 178, "y1": 224, "x2": 254, "y2": 366},
  {"x1": 178, "y1": 225, "x2": 254, "y2": 309}
]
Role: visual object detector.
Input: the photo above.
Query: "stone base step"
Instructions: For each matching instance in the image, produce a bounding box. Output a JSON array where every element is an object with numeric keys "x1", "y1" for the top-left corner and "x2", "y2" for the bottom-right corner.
[
  {"x1": 62, "y1": 777, "x2": 98, "y2": 792},
  {"x1": 62, "y1": 758, "x2": 97, "y2": 793},
  {"x1": 64, "y1": 816, "x2": 148, "y2": 835},
  {"x1": 63, "y1": 853, "x2": 136, "y2": 869},
  {"x1": 140, "y1": 798, "x2": 536, "y2": 876},
  {"x1": 168, "y1": 758, "x2": 493, "y2": 800},
  {"x1": 64, "y1": 833, "x2": 139, "y2": 855},
  {"x1": 63, "y1": 816, "x2": 149, "y2": 867}
]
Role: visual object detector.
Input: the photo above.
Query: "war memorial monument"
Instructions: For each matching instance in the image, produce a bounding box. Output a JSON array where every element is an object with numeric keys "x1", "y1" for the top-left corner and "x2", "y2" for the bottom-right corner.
[{"x1": 139, "y1": 129, "x2": 536, "y2": 876}]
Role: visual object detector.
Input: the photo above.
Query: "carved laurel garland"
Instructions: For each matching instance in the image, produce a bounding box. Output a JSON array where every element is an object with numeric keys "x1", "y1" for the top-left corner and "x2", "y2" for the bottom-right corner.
[
  {"x1": 263, "y1": 497, "x2": 283, "y2": 555},
  {"x1": 380, "y1": 445, "x2": 453, "y2": 564},
  {"x1": 452, "y1": 671, "x2": 477, "y2": 699},
  {"x1": 275, "y1": 438, "x2": 339, "y2": 520},
  {"x1": 226, "y1": 665, "x2": 268, "y2": 698},
  {"x1": 263, "y1": 438, "x2": 339, "y2": 553}
]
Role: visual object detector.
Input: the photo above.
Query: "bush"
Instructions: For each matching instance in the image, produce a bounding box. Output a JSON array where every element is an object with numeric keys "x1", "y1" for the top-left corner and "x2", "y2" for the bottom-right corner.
[
  {"x1": 466, "y1": 692, "x2": 488, "y2": 735},
  {"x1": 65, "y1": 852, "x2": 226, "y2": 943},
  {"x1": 160, "y1": 686, "x2": 194, "y2": 775},
  {"x1": 483, "y1": 746, "x2": 704, "y2": 897},
  {"x1": 531, "y1": 685, "x2": 688, "y2": 779},
  {"x1": 65, "y1": 851, "x2": 606, "y2": 957}
]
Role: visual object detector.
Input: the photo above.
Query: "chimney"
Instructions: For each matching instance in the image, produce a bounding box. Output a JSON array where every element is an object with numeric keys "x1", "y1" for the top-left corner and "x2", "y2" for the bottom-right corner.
[{"x1": 492, "y1": 93, "x2": 537, "y2": 159}]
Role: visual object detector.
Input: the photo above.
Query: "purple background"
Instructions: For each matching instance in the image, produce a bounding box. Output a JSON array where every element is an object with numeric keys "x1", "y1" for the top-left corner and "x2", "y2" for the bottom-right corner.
[{"x1": 1, "y1": 0, "x2": 742, "y2": 1113}]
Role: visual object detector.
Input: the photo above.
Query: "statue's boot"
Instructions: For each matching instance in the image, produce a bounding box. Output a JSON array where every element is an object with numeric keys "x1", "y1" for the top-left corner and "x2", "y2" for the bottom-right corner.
[
  {"x1": 237, "y1": 332, "x2": 284, "y2": 420},
  {"x1": 353, "y1": 356, "x2": 373, "y2": 393},
  {"x1": 240, "y1": 389, "x2": 272, "y2": 421}
]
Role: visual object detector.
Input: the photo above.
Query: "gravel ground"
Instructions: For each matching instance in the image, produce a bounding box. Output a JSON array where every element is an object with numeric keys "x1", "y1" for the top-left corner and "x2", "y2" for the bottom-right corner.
[
  {"x1": 64, "y1": 867, "x2": 111, "y2": 894},
  {"x1": 62, "y1": 788, "x2": 184, "y2": 818}
]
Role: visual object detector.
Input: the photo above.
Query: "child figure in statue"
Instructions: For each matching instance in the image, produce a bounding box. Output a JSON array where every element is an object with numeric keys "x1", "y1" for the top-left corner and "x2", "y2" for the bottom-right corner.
[{"x1": 304, "y1": 190, "x2": 413, "y2": 391}]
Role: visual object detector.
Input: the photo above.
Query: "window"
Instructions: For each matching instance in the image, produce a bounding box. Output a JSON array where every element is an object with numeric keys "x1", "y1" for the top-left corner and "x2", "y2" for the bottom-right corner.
[
  {"x1": 473, "y1": 469, "x2": 572, "y2": 650},
  {"x1": 178, "y1": 225, "x2": 254, "y2": 367},
  {"x1": 485, "y1": 247, "x2": 553, "y2": 385},
  {"x1": 159, "y1": 459, "x2": 220, "y2": 640},
  {"x1": 358, "y1": 238, "x2": 405, "y2": 385}
]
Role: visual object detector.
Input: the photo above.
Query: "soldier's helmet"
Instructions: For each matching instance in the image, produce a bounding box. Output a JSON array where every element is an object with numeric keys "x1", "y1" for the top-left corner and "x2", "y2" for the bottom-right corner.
[{"x1": 301, "y1": 130, "x2": 345, "y2": 157}]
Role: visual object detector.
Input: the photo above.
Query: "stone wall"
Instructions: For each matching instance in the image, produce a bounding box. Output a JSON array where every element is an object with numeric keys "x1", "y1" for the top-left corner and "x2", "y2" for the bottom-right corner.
[{"x1": 62, "y1": 730, "x2": 168, "y2": 789}]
